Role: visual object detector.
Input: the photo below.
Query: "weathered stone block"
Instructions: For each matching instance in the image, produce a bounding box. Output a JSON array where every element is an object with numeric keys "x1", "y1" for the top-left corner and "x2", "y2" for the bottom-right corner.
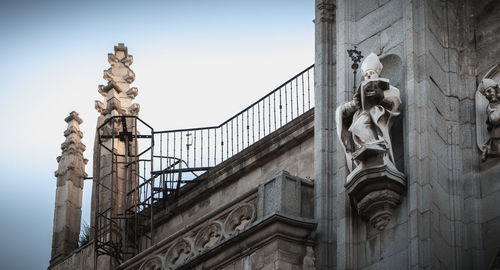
[
  {"x1": 380, "y1": 221, "x2": 408, "y2": 258},
  {"x1": 258, "y1": 170, "x2": 313, "y2": 218},
  {"x1": 380, "y1": 19, "x2": 403, "y2": 54},
  {"x1": 355, "y1": 0, "x2": 379, "y2": 20},
  {"x1": 356, "y1": 0, "x2": 402, "y2": 43}
]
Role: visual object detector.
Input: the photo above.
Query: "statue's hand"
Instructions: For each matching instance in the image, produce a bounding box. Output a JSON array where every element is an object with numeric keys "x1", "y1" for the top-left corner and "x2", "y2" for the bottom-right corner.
[{"x1": 353, "y1": 92, "x2": 361, "y2": 108}]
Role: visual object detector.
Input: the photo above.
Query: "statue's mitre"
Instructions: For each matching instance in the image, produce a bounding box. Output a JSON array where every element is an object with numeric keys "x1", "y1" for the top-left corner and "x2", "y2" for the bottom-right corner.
[
  {"x1": 479, "y1": 78, "x2": 498, "y2": 94},
  {"x1": 361, "y1": 53, "x2": 383, "y2": 77}
]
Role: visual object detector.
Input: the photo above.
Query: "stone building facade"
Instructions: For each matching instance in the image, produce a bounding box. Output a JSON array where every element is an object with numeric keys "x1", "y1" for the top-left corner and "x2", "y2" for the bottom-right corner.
[{"x1": 49, "y1": 0, "x2": 500, "y2": 269}]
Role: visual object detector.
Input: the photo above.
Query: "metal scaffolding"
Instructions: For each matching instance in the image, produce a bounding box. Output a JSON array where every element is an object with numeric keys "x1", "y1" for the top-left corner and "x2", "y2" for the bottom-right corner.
[
  {"x1": 94, "y1": 115, "x2": 154, "y2": 266},
  {"x1": 92, "y1": 64, "x2": 315, "y2": 268}
]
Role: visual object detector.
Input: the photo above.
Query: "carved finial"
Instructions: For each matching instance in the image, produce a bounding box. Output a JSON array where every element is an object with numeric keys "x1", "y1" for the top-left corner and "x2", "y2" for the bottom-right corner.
[
  {"x1": 65, "y1": 111, "x2": 83, "y2": 124},
  {"x1": 55, "y1": 111, "x2": 87, "y2": 178},
  {"x1": 51, "y1": 111, "x2": 87, "y2": 261},
  {"x1": 97, "y1": 44, "x2": 140, "y2": 117},
  {"x1": 114, "y1": 43, "x2": 128, "y2": 56}
]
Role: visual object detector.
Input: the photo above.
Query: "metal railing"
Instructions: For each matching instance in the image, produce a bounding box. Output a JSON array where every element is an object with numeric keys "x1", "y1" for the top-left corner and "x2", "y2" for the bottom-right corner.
[
  {"x1": 93, "y1": 64, "x2": 314, "y2": 264},
  {"x1": 152, "y1": 64, "x2": 314, "y2": 193}
]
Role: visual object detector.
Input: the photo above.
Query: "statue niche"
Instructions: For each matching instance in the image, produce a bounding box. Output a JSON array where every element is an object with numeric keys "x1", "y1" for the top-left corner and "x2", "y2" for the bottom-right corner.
[{"x1": 336, "y1": 52, "x2": 406, "y2": 231}]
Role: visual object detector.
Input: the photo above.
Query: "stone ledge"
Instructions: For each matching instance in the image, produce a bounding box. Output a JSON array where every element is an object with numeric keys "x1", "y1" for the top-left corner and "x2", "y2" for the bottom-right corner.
[
  {"x1": 48, "y1": 240, "x2": 94, "y2": 270},
  {"x1": 118, "y1": 212, "x2": 317, "y2": 270},
  {"x1": 178, "y1": 212, "x2": 317, "y2": 269}
]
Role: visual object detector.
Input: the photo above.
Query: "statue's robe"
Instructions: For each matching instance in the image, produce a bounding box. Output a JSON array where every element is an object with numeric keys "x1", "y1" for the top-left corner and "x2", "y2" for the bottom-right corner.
[{"x1": 336, "y1": 81, "x2": 401, "y2": 172}]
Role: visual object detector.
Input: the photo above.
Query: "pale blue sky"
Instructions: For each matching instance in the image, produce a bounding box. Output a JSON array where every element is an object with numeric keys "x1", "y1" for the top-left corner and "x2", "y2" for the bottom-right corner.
[{"x1": 0, "y1": 0, "x2": 314, "y2": 268}]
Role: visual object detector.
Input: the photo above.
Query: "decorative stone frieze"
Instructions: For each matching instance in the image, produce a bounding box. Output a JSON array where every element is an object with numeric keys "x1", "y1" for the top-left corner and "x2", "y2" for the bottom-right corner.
[
  {"x1": 165, "y1": 238, "x2": 193, "y2": 268},
  {"x1": 476, "y1": 64, "x2": 500, "y2": 161},
  {"x1": 131, "y1": 201, "x2": 257, "y2": 270},
  {"x1": 336, "y1": 53, "x2": 405, "y2": 231},
  {"x1": 139, "y1": 255, "x2": 165, "y2": 270},
  {"x1": 223, "y1": 203, "x2": 256, "y2": 237},
  {"x1": 193, "y1": 221, "x2": 223, "y2": 253}
]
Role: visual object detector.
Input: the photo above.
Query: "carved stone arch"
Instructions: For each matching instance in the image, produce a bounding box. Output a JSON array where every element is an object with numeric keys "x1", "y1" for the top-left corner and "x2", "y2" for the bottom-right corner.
[
  {"x1": 380, "y1": 53, "x2": 405, "y2": 173},
  {"x1": 193, "y1": 221, "x2": 224, "y2": 254},
  {"x1": 223, "y1": 203, "x2": 256, "y2": 238},
  {"x1": 476, "y1": 63, "x2": 500, "y2": 151},
  {"x1": 139, "y1": 255, "x2": 165, "y2": 270},
  {"x1": 164, "y1": 238, "x2": 193, "y2": 269}
]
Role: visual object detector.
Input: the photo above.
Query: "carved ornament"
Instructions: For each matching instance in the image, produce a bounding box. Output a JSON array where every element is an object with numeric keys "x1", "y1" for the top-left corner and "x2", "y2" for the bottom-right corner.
[
  {"x1": 165, "y1": 238, "x2": 193, "y2": 268},
  {"x1": 223, "y1": 203, "x2": 256, "y2": 237},
  {"x1": 316, "y1": 2, "x2": 335, "y2": 23},
  {"x1": 130, "y1": 200, "x2": 257, "y2": 269},
  {"x1": 193, "y1": 221, "x2": 223, "y2": 254},
  {"x1": 95, "y1": 43, "x2": 140, "y2": 118},
  {"x1": 139, "y1": 255, "x2": 165, "y2": 270}
]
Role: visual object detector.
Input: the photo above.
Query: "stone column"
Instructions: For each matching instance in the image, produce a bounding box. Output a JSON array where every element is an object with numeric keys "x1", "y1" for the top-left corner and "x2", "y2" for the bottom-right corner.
[
  {"x1": 50, "y1": 111, "x2": 87, "y2": 264},
  {"x1": 314, "y1": 1, "x2": 337, "y2": 269}
]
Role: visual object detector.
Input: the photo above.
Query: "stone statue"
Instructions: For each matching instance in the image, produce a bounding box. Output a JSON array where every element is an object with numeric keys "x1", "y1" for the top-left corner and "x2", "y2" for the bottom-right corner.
[
  {"x1": 336, "y1": 52, "x2": 401, "y2": 174},
  {"x1": 335, "y1": 52, "x2": 405, "y2": 231},
  {"x1": 302, "y1": 246, "x2": 315, "y2": 270},
  {"x1": 478, "y1": 78, "x2": 500, "y2": 161}
]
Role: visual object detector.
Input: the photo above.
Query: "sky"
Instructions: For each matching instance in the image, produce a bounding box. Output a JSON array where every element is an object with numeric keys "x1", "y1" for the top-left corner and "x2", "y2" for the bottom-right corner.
[{"x1": 0, "y1": 0, "x2": 314, "y2": 269}]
